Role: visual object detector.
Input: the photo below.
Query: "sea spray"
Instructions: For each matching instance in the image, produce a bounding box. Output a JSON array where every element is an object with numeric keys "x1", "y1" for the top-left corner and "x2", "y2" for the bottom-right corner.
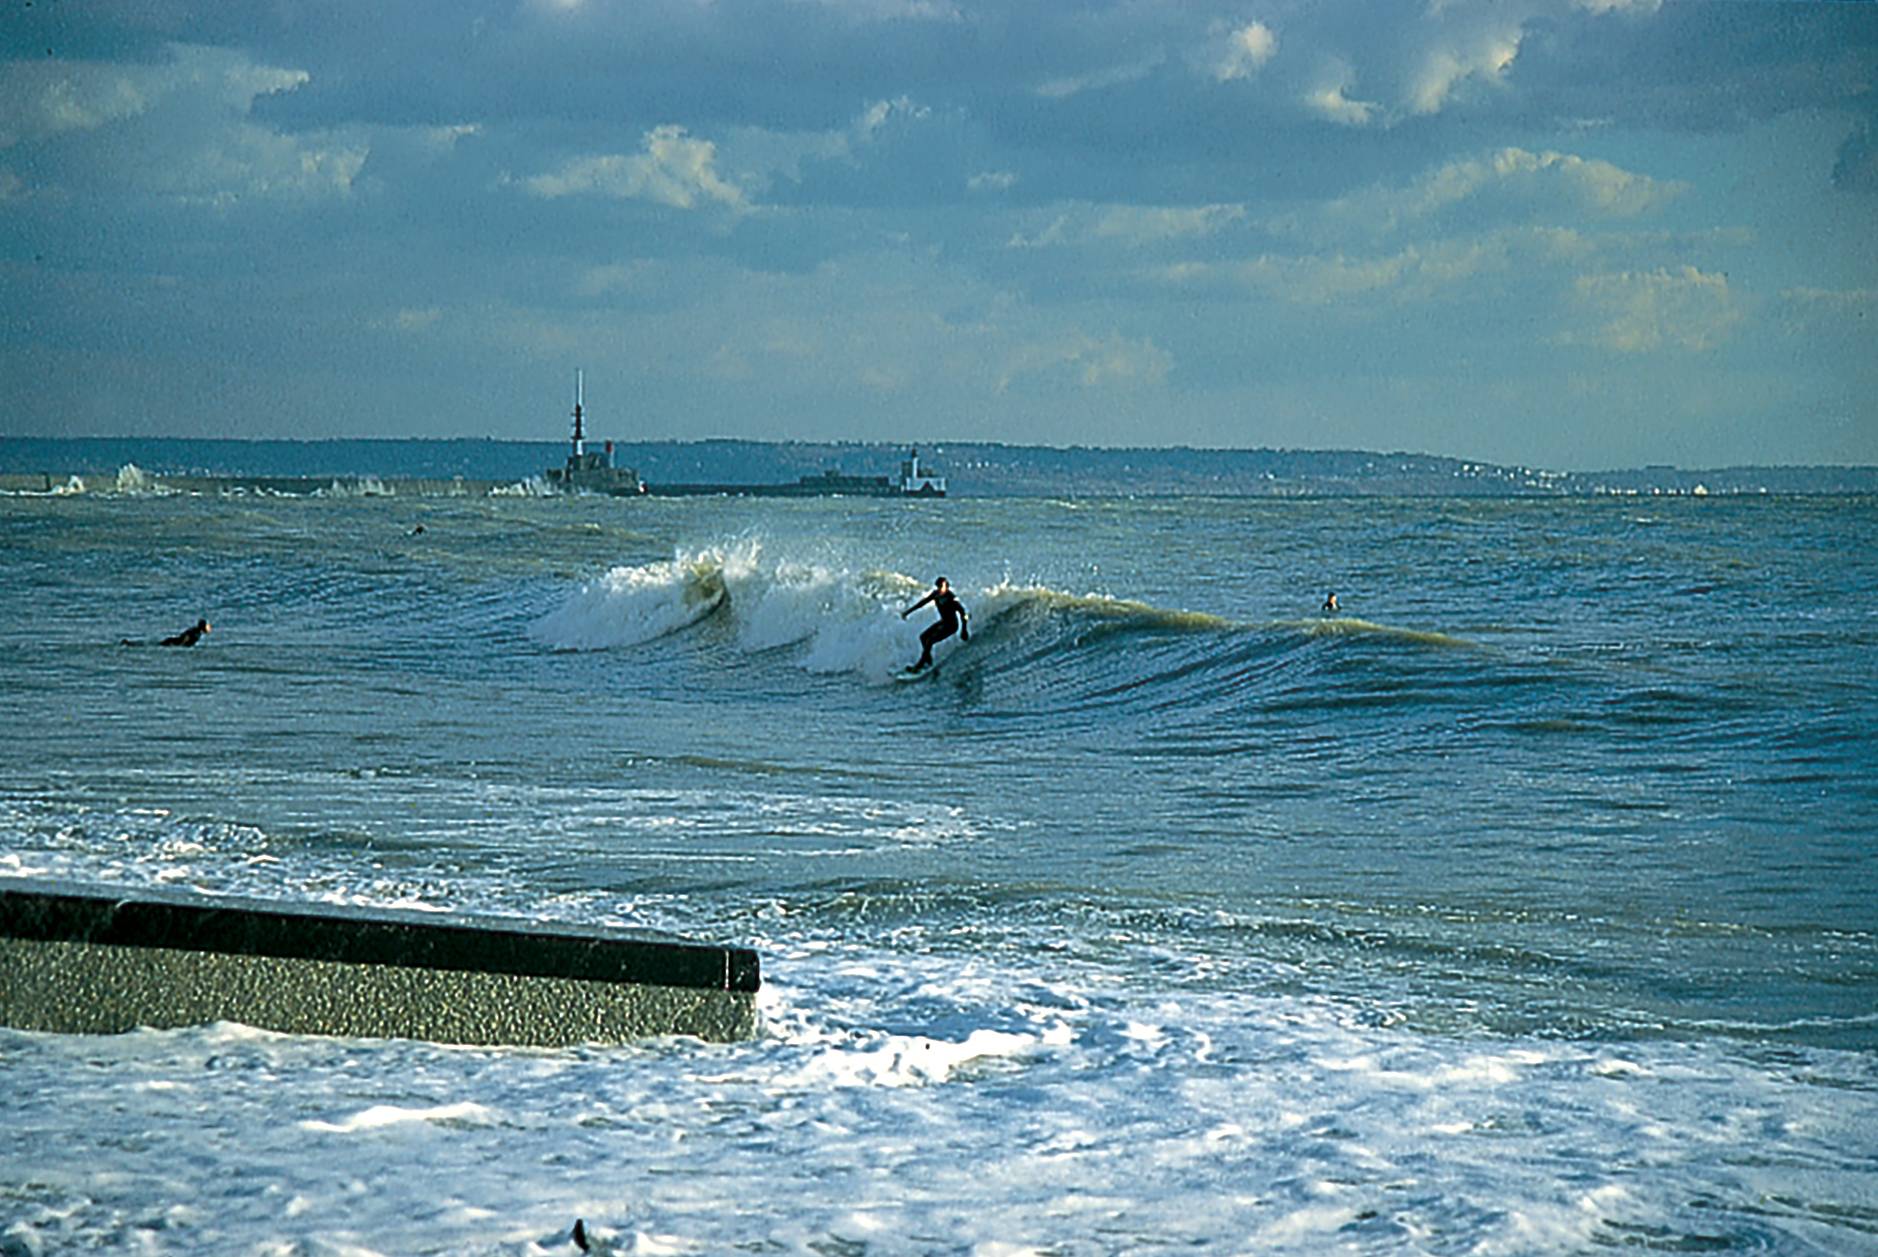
[{"x1": 529, "y1": 542, "x2": 751, "y2": 650}]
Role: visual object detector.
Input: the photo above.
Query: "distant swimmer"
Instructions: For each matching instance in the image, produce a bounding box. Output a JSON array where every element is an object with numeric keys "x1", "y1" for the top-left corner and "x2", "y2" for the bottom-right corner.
[
  {"x1": 160, "y1": 618, "x2": 211, "y2": 647},
  {"x1": 1321, "y1": 591, "x2": 1340, "y2": 614},
  {"x1": 901, "y1": 576, "x2": 969, "y2": 672},
  {"x1": 122, "y1": 617, "x2": 212, "y2": 647}
]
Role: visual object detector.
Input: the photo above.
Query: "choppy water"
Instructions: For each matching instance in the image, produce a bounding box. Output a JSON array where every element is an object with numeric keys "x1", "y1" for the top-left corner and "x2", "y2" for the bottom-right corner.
[{"x1": 3, "y1": 485, "x2": 1876, "y2": 1254}]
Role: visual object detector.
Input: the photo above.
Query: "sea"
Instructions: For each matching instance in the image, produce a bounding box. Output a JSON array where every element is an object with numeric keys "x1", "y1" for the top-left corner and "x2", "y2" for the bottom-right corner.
[{"x1": 2, "y1": 471, "x2": 1875, "y2": 1255}]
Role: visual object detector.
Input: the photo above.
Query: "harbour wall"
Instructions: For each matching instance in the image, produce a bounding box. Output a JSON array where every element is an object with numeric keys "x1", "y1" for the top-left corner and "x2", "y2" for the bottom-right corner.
[
  {"x1": 644, "y1": 481, "x2": 901, "y2": 497},
  {"x1": 0, "y1": 472, "x2": 522, "y2": 496},
  {"x1": 0, "y1": 471, "x2": 944, "y2": 499}
]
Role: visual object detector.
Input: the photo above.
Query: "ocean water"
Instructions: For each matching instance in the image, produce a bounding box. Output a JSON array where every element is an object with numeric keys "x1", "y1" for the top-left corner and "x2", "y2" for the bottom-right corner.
[{"x1": 2, "y1": 482, "x2": 1875, "y2": 1255}]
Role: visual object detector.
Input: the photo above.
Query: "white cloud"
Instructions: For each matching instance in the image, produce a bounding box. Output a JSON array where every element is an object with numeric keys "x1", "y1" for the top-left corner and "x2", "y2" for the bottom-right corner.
[
  {"x1": 525, "y1": 124, "x2": 745, "y2": 209},
  {"x1": 0, "y1": 46, "x2": 366, "y2": 206},
  {"x1": 997, "y1": 332, "x2": 1172, "y2": 393},
  {"x1": 1036, "y1": 51, "x2": 1166, "y2": 101},
  {"x1": 1407, "y1": 30, "x2": 1521, "y2": 115},
  {"x1": 856, "y1": 96, "x2": 932, "y2": 143},
  {"x1": 1279, "y1": 146, "x2": 1685, "y2": 244},
  {"x1": 1267, "y1": 1, "x2": 1668, "y2": 126},
  {"x1": 968, "y1": 170, "x2": 1018, "y2": 193},
  {"x1": 1008, "y1": 202, "x2": 1246, "y2": 249},
  {"x1": 714, "y1": 97, "x2": 935, "y2": 193},
  {"x1": 1094, "y1": 204, "x2": 1247, "y2": 243},
  {"x1": 0, "y1": 46, "x2": 308, "y2": 147},
  {"x1": 1241, "y1": 249, "x2": 1421, "y2": 304},
  {"x1": 790, "y1": 0, "x2": 964, "y2": 18},
  {"x1": 1306, "y1": 61, "x2": 1380, "y2": 126},
  {"x1": 1425, "y1": 147, "x2": 1684, "y2": 218},
  {"x1": 1213, "y1": 22, "x2": 1279, "y2": 82},
  {"x1": 0, "y1": 63, "x2": 153, "y2": 147},
  {"x1": 1150, "y1": 226, "x2": 1603, "y2": 307},
  {"x1": 180, "y1": 132, "x2": 364, "y2": 206},
  {"x1": 420, "y1": 124, "x2": 482, "y2": 155},
  {"x1": 1565, "y1": 265, "x2": 1741, "y2": 353}
]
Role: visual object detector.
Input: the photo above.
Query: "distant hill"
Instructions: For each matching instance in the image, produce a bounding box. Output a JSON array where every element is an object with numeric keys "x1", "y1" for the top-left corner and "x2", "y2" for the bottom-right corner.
[{"x1": 2, "y1": 436, "x2": 1873, "y2": 497}]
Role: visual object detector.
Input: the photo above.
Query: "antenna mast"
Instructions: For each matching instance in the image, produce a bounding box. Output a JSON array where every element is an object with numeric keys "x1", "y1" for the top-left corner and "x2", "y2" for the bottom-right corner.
[{"x1": 571, "y1": 369, "x2": 585, "y2": 457}]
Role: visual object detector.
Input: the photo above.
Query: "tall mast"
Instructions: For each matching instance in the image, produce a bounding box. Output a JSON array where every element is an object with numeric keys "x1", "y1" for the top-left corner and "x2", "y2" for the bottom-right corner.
[{"x1": 571, "y1": 369, "x2": 585, "y2": 457}]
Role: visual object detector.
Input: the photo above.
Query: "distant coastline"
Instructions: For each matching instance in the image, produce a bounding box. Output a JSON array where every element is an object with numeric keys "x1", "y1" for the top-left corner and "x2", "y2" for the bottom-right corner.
[{"x1": 2, "y1": 436, "x2": 1874, "y2": 498}]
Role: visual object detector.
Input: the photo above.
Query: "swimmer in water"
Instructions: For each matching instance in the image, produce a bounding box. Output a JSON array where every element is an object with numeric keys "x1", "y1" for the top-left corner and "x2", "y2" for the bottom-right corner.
[
  {"x1": 159, "y1": 618, "x2": 211, "y2": 647},
  {"x1": 1321, "y1": 591, "x2": 1339, "y2": 614},
  {"x1": 901, "y1": 577, "x2": 969, "y2": 672}
]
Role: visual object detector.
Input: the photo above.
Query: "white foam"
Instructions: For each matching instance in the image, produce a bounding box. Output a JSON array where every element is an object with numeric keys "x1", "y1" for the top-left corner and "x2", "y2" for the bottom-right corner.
[
  {"x1": 491, "y1": 476, "x2": 555, "y2": 497},
  {"x1": 299, "y1": 1101, "x2": 496, "y2": 1133},
  {"x1": 5, "y1": 947, "x2": 1876, "y2": 1255},
  {"x1": 115, "y1": 464, "x2": 156, "y2": 494},
  {"x1": 531, "y1": 540, "x2": 1035, "y2": 680},
  {"x1": 314, "y1": 476, "x2": 394, "y2": 498},
  {"x1": 530, "y1": 543, "x2": 750, "y2": 650},
  {"x1": 768, "y1": 1027, "x2": 1041, "y2": 1089}
]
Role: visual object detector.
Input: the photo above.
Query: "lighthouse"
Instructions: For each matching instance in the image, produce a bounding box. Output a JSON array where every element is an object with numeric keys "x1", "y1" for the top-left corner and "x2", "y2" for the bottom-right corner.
[{"x1": 544, "y1": 370, "x2": 641, "y2": 495}]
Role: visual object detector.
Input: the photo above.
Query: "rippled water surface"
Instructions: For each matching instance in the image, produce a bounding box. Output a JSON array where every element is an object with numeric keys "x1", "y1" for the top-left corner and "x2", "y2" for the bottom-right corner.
[{"x1": 3, "y1": 488, "x2": 1875, "y2": 1254}]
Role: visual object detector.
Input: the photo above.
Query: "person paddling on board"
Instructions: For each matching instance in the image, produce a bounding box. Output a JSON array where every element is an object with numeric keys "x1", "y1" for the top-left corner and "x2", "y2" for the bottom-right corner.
[
  {"x1": 1321, "y1": 591, "x2": 1339, "y2": 614},
  {"x1": 160, "y1": 617, "x2": 212, "y2": 647},
  {"x1": 124, "y1": 617, "x2": 212, "y2": 647},
  {"x1": 901, "y1": 577, "x2": 968, "y2": 672}
]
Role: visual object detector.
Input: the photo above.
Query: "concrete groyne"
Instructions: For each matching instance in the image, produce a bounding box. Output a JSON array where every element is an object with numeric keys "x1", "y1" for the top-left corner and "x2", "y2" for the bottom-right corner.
[{"x1": 0, "y1": 881, "x2": 760, "y2": 1046}]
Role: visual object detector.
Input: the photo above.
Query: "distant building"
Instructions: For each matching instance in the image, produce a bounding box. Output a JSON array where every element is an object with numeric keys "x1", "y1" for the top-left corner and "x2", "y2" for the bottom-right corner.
[
  {"x1": 545, "y1": 371, "x2": 641, "y2": 496},
  {"x1": 898, "y1": 448, "x2": 946, "y2": 496}
]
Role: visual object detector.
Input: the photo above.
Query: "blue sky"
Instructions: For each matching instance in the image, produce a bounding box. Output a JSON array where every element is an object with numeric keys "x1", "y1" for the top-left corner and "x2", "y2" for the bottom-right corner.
[{"x1": 2, "y1": 0, "x2": 1873, "y2": 468}]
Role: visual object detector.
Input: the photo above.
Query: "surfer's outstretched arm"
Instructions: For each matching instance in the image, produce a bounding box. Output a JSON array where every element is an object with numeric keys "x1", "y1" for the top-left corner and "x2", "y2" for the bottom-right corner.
[{"x1": 901, "y1": 591, "x2": 936, "y2": 619}]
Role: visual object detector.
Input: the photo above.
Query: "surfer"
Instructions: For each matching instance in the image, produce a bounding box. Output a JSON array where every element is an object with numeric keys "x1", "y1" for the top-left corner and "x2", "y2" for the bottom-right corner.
[
  {"x1": 160, "y1": 618, "x2": 211, "y2": 647},
  {"x1": 122, "y1": 617, "x2": 212, "y2": 647},
  {"x1": 901, "y1": 577, "x2": 969, "y2": 672},
  {"x1": 1321, "y1": 591, "x2": 1339, "y2": 614}
]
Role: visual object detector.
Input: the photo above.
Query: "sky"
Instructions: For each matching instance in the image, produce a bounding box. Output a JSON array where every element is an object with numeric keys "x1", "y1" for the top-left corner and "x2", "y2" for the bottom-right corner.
[{"x1": 1, "y1": 0, "x2": 1874, "y2": 469}]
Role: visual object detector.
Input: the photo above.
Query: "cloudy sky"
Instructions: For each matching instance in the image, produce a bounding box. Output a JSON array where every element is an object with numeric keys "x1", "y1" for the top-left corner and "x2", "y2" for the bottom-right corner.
[{"x1": 3, "y1": 0, "x2": 1874, "y2": 468}]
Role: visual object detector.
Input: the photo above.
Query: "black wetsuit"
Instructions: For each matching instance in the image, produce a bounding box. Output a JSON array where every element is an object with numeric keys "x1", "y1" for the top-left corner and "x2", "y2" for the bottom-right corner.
[
  {"x1": 908, "y1": 589, "x2": 967, "y2": 670},
  {"x1": 159, "y1": 620, "x2": 209, "y2": 647}
]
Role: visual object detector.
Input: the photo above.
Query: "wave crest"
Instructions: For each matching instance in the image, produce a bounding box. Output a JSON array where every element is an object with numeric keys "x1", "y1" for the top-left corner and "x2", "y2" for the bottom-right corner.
[
  {"x1": 530, "y1": 544, "x2": 745, "y2": 651},
  {"x1": 529, "y1": 541, "x2": 1468, "y2": 695},
  {"x1": 530, "y1": 545, "x2": 1173, "y2": 681}
]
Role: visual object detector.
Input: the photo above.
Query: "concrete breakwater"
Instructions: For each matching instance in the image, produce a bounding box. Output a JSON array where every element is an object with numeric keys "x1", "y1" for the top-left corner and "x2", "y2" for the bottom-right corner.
[
  {"x1": 0, "y1": 470, "x2": 941, "y2": 499},
  {"x1": 0, "y1": 471, "x2": 527, "y2": 496},
  {"x1": 0, "y1": 880, "x2": 761, "y2": 1046}
]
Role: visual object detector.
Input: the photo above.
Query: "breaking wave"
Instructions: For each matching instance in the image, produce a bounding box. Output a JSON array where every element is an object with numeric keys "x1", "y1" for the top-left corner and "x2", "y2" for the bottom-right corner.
[{"x1": 528, "y1": 539, "x2": 1480, "y2": 698}]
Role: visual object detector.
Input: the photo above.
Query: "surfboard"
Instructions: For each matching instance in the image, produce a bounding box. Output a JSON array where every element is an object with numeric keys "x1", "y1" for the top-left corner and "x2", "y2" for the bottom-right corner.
[{"x1": 895, "y1": 628, "x2": 971, "y2": 681}]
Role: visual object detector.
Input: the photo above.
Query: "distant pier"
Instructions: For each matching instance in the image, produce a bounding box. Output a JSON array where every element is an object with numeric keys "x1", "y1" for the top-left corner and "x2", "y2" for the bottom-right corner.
[
  {"x1": 643, "y1": 449, "x2": 947, "y2": 498},
  {"x1": 0, "y1": 472, "x2": 517, "y2": 497}
]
